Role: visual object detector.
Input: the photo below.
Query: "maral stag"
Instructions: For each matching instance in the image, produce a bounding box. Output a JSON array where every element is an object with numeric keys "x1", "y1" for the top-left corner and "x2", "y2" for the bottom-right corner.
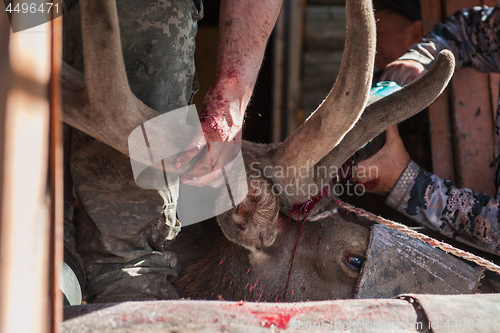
[{"x1": 61, "y1": 0, "x2": 455, "y2": 301}]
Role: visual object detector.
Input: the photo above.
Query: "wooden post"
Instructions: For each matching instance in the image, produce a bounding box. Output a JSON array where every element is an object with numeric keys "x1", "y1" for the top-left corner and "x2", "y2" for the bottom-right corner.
[
  {"x1": 49, "y1": 12, "x2": 63, "y2": 333},
  {"x1": 420, "y1": 0, "x2": 455, "y2": 183},
  {"x1": 446, "y1": 0, "x2": 496, "y2": 196},
  {"x1": 272, "y1": 0, "x2": 305, "y2": 142},
  {"x1": 421, "y1": 0, "x2": 497, "y2": 196},
  {"x1": 0, "y1": 6, "x2": 55, "y2": 333}
]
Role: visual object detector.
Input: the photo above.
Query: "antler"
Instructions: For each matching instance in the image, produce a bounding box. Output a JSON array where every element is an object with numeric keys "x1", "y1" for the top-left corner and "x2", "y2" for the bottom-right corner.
[
  {"x1": 254, "y1": 0, "x2": 455, "y2": 215},
  {"x1": 247, "y1": 0, "x2": 373, "y2": 208},
  {"x1": 267, "y1": 0, "x2": 375, "y2": 186},
  {"x1": 61, "y1": 0, "x2": 196, "y2": 174},
  {"x1": 319, "y1": 50, "x2": 455, "y2": 174}
]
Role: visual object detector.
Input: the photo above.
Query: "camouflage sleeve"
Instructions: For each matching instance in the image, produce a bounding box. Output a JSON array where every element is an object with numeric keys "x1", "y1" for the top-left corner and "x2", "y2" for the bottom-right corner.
[
  {"x1": 399, "y1": 5, "x2": 500, "y2": 73},
  {"x1": 385, "y1": 160, "x2": 500, "y2": 255}
]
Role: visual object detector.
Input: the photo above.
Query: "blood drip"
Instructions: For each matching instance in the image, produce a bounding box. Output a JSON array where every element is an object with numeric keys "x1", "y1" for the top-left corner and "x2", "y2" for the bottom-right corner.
[{"x1": 283, "y1": 184, "x2": 333, "y2": 300}]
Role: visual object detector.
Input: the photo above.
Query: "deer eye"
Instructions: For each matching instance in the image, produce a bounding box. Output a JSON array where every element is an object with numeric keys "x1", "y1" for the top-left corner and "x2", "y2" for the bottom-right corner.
[{"x1": 345, "y1": 256, "x2": 364, "y2": 270}]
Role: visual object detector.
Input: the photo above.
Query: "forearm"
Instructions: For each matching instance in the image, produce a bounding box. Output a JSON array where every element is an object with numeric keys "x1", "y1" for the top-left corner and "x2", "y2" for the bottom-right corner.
[
  {"x1": 386, "y1": 160, "x2": 500, "y2": 255},
  {"x1": 400, "y1": 6, "x2": 500, "y2": 73},
  {"x1": 201, "y1": 0, "x2": 283, "y2": 137}
]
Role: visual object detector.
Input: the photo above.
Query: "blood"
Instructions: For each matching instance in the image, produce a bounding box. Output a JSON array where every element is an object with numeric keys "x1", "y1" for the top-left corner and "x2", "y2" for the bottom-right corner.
[
  {"x1": 253, "y1": 312, "x2": 294, "y2": 329},
  {"x1": 283, "y1": 184, "x2": 333, "y2": 300},
  {"x1": 290, "y1": 185, "x2": 332, "y2": 218},
  {"x1": 333, "y1": 157, "x2": 354, "y2": 182}
]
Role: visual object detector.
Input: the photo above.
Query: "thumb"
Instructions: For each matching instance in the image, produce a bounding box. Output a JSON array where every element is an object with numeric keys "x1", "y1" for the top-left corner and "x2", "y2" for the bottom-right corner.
[{"x1": 385, "y1": 125, "x2": 401, "y2": 144}]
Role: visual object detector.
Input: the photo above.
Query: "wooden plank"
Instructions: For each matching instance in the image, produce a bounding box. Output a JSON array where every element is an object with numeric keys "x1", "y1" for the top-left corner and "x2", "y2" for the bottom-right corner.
[
  {"x1": 420, "y1": 0, "x2": 443, "y2": 35},
  {"x1": 489, "y1": 73, "x2": 499, "y2": 127},
  {"x1": 63, "y1": 299, "x2": 419, "y2": 332},
  {"x1": 445, "y1": 0, "x2": 496, "y2": 195},
  {"x1": 304, "y1": 6, "x2": 346, "y2": 51},
  {"x1": 483, "y1": 0, "x2": 498, "y2": 7},
  {"x1": 409, "y1": 294, "x2": 500, "y2": 333},
  {"x1": 355, "y1": 225, "x2": 482, "y2": 299},
  {"x1": 445, "y1": 0, "x2": 482, "y2": 16},
  {"x1": 420, "y1": 0, "x2": 456, "y2": 181},
  {"x1": 272, "y1": 11, "x2": 285, "y2": 143},
  {"x1": 450, "y1": 69, "x2": 496, "y2": 195},
  {"x1": 0, "y1": 7, "x2": 52, "y2": 333},
  {"x1": 428, "y1": 92, "x2": 456, "y2": 181},
  {"x1": 285, "y1": 0, "x2": 305, "y2": 135},
  {"x1": 50, "y1": 13, "x2": 64, "y2": 333}
]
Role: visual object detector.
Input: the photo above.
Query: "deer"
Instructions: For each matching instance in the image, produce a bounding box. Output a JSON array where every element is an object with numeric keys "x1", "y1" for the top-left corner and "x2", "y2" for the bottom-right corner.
[{"x1": 60, "y1": 0, "x2": 455, "y2": 301}]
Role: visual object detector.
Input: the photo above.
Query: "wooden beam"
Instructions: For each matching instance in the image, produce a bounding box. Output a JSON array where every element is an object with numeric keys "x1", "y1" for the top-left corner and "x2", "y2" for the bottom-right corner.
[
  {"x1": 0, "y1": 8, "x2": 52, "y2": 333},
  {"x1": 420, "y1": 0, "x2": 456, "y2": 182},
  {"x1": 450, "y1": 69, "x2": 496, "y2": 195},
  {"x1": 421, "y1": 0, "x2": 497, "y2": 195},
  {"x1": 49, "y1": 13, "x2": 63, "y2": 333},
  {"x1": 445, "y1": 0, "x2": 496, "y2": 195}
]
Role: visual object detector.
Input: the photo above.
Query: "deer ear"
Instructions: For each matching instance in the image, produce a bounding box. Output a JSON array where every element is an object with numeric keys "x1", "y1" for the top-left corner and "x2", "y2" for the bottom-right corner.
[{"x1": 216, "y1": 176, "x2": 281, "y2": 250}]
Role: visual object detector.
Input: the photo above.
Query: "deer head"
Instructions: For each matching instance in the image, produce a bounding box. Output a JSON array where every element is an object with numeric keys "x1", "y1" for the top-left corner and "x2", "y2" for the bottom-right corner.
[{"x1": 61, "y1": 0, "x2": 455, "y2": 301}]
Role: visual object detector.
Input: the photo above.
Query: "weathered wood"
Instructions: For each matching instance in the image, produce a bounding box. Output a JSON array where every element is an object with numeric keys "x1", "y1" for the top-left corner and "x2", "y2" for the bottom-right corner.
[
  {"x1": 302, "y1": 5, "x2": 346, "y2": 119},
  {"x1": 489, "y1": 73, "x2": 499, "y2": 130},
  {"x1": 444, "y1": 0, "x2": 496, "y2": 196},
  {"x1": 483, "y1": 0, "x2": 498, "y2": 7},
  {"x1": 420, "y1": 0, "x2": 443, "y2": 35},
  {"x1": 272, "y1": 0, "x2": 305, "y2": 141},
  {"x1": 304, "y1": 6, "x2": 346, "y2": 51},
  {"x1": 50, "y1": 14, "x2": 64, "y2": 333},
  {"x1": 0, "y1": 10, "x2": 52, "y2": 333},
  {"x1": 421, "y1": 0, "x2": 496, "y2": 193},
  {"x1": 420, "y1": 0, "x2": 456, "y2": 182},
  {"x1": 272, "y1": 11, "x2": 285, "y2": 143},
  {"x1": 355, "y1": 225, "x2": 483, "y2": 299},
  {"x1": 428, "y1": 92, "x2": 456, "y2": 181},
  {"x1": 450, "y1": 69, "x2": 496, "y2": 195},
  {"x1": 406, "y1": 294, "x2": 500, "y2": 333},
  {"x1": 302, "y1": 51, "x2": 343, "y2": 90},
  {"x1": 63, "y1": 299, "x2": 419, "y2": 332}
]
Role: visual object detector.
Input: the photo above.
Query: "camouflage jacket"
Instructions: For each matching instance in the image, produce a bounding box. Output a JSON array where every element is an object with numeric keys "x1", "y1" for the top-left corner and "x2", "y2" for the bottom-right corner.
[{"x1": 386, "y1": 5, "x2": 500, "y2": 255}]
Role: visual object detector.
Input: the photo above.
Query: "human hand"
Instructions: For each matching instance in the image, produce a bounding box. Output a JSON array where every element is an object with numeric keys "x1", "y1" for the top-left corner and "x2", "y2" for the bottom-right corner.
[
  {"x1": 351, "y1": 125, "x2": 410, "y2": 195},
  {"x1": 380, "y1": 59, "x2": 428, "y2": 86},
  {"x1": 174, "y1": 85, "x2": 244, "y2": 188}
]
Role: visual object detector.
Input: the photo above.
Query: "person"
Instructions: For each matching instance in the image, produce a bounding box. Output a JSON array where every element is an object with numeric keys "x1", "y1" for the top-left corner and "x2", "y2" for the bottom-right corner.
[
  {"x1": 372, "y1": 0, "x2": 423, "y2": 72},
  {"x1": 62, "y1": 0, "x2": 282, "y2": 303},
  {"x1": 353, "y1": 4, "x2": 500, "y2": 256}
]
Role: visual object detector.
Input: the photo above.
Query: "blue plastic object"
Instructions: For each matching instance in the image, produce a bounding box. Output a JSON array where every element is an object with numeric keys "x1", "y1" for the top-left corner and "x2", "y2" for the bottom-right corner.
[{"x1": 367, "y1": 81, "x2": 402, "y2": 105}]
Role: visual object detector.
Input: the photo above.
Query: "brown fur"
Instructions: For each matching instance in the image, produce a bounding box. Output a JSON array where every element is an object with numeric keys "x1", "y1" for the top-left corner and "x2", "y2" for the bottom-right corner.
[{"x1": 63, "y1": 0, "x2": 455, "y2": 302}]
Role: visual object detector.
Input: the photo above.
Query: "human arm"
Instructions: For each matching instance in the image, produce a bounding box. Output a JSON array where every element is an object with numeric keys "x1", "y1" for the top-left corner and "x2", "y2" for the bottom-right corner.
[
  {"x1": 174, "y1": 0, "x2": 283, "y2": 187},
  {"x1": 381, "y1": 5, "x2": 500, "y2": 85},
  {"x1": 385, "y1": 160, "x2": 500, "y2": 256},
  {"x1": 353, "y1": 125, "x2": 500, "y2": 255}
]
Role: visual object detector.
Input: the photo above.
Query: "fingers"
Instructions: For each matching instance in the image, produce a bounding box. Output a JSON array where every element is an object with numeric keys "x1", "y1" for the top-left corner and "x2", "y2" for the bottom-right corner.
[
  {"x1": 380, "y1": 60, "x2": 427, "y2": 86},
  {"x1": 174, "y1": 129, "x2": 207, "y2": 168},
  {"x1": 181, "y1": 142, "x2": 241, "y2": 188},
  {"x1": 385, "y1": 125, "x2": 400, "y2": 142}
]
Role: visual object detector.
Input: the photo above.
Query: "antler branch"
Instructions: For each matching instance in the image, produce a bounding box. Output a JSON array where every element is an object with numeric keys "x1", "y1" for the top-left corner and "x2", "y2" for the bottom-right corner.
[{"x1": 61, "y1": 0, "x2": 196, "y2": 174}]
